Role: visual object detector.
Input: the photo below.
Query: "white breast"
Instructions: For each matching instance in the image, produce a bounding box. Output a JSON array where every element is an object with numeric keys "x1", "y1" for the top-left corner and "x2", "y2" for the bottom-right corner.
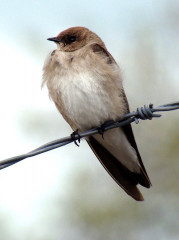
[{"x1": 59, "y1": 70, "x2": 115, "y2": 129}]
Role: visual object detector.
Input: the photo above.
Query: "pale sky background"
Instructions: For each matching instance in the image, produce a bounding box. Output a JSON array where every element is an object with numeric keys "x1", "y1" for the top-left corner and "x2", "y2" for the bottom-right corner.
[{"x1": 0, "y1": 1, "x2": 178, "y2": 239}]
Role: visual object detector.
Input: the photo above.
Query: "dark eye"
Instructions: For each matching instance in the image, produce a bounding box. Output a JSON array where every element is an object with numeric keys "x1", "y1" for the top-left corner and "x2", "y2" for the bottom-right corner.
[{"x1": 68, "y1": 36, "x2": 76, "y2": 42}]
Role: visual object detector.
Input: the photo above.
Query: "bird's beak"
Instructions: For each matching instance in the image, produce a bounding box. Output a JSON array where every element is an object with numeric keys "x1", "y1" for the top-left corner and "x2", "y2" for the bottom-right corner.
[{"x1": 47, "y1": 37, "x2": 61, "y2": 43}]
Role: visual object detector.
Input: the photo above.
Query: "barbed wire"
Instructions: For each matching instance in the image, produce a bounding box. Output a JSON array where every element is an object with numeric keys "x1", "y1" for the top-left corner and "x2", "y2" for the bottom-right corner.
[{"x1": 0, "y1": 102, "x2": 178, "y2": 170}]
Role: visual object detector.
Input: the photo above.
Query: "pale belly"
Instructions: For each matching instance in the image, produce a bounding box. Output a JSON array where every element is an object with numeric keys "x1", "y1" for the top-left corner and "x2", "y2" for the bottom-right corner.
[{"x1": 58, "y1": 71, "x2": 117, "y2": 130}]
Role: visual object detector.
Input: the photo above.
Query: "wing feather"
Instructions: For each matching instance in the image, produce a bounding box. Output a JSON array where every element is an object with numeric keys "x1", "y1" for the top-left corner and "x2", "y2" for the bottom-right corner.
[{"x1": 88, "y1": 43, "x2": 151, "y2": 200}]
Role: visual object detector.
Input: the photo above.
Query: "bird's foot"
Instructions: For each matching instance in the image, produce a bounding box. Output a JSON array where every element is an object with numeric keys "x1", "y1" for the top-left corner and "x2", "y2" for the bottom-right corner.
[
  {"x1": 98, "y1": 127, "x2": 105, "y2": 139},
  {"x1": 71, "y1": 129, "x2": 81, "y2": 147},
  {"x1": 98, "y1": 120, "x2": 115, "y2": 139}
]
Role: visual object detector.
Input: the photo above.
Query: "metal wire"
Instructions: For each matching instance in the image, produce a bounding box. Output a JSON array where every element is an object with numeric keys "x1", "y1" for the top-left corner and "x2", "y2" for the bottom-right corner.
[{"x1": 0, "y1": 102, "x2": 178, "y2": 170}]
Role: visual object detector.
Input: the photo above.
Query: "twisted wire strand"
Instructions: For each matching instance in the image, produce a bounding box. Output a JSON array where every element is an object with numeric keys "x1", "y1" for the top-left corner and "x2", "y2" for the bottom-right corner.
[{"x1": 0, "y1": 102, "x2": 178, "y2": 170}]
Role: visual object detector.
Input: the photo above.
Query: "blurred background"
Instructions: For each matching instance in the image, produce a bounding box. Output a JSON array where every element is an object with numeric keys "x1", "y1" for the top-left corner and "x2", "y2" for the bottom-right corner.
[{"x1": 0, "y1": 0, "x2": 178, "y2": 239}]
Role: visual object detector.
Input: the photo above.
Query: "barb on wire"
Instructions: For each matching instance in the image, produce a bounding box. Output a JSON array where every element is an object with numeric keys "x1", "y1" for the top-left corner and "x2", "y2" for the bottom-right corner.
[{"x1": 0, "y1": 102, "x2": 178, "y2": 170}]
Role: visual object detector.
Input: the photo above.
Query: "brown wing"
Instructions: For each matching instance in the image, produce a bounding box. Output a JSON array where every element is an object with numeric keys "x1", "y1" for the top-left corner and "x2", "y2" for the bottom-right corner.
[
  {"x1": 92, "y1": 43, "x2": 151, "y2": 184},
  {"x1": 91, "y1": 43, "x2": 116, "y2": 64},
  {"x1": 87, "y1": 137, "x2": 144, "y2": 201},
  {"x1": 87, "y1": 44, "x2": 151, "y2": 200},
  {"x1": 120, "y1": 89, "x2": 151, "y2": 185}
]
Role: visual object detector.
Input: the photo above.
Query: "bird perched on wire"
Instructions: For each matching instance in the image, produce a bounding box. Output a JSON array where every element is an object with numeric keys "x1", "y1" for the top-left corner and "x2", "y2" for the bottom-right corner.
[{"x1": 42, "y1": 26, "x2": 151, "y2": 201}]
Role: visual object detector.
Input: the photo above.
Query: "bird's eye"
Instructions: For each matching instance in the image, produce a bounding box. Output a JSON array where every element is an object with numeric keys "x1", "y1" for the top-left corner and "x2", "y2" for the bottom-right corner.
[{"x1": 68, "y1": 36, "x2": 76, "y2": 42}]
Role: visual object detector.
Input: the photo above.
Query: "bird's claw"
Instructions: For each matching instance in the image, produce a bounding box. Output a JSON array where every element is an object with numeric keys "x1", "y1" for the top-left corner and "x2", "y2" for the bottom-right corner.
[
  {"x1": 98, "y1": 127, "x2": 105, "y2": 139},
  {"x1": 71, "y1": 129, "x2": 81, "y2": 147},
  {"x1": 98, "y1": 120, "x2": 115, "y2": 139}
]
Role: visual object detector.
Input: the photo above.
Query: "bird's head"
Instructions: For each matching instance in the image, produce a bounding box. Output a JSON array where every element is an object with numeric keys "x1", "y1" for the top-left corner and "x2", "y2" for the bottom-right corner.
[{"x1": 47, "y1": 26, "x2": 104, "y2": 52}]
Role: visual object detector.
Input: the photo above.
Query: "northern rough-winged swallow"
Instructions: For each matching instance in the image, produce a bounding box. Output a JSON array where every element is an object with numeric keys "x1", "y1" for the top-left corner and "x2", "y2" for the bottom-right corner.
[{"x1": 42, "y1": 27, "x2": 151, "y2": 201}]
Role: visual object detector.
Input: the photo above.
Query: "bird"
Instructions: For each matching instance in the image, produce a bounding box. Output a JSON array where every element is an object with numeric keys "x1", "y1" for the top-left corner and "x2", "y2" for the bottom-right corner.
[{"x1": 42, "y1": 26, "x2": 151, "y2": 201}]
